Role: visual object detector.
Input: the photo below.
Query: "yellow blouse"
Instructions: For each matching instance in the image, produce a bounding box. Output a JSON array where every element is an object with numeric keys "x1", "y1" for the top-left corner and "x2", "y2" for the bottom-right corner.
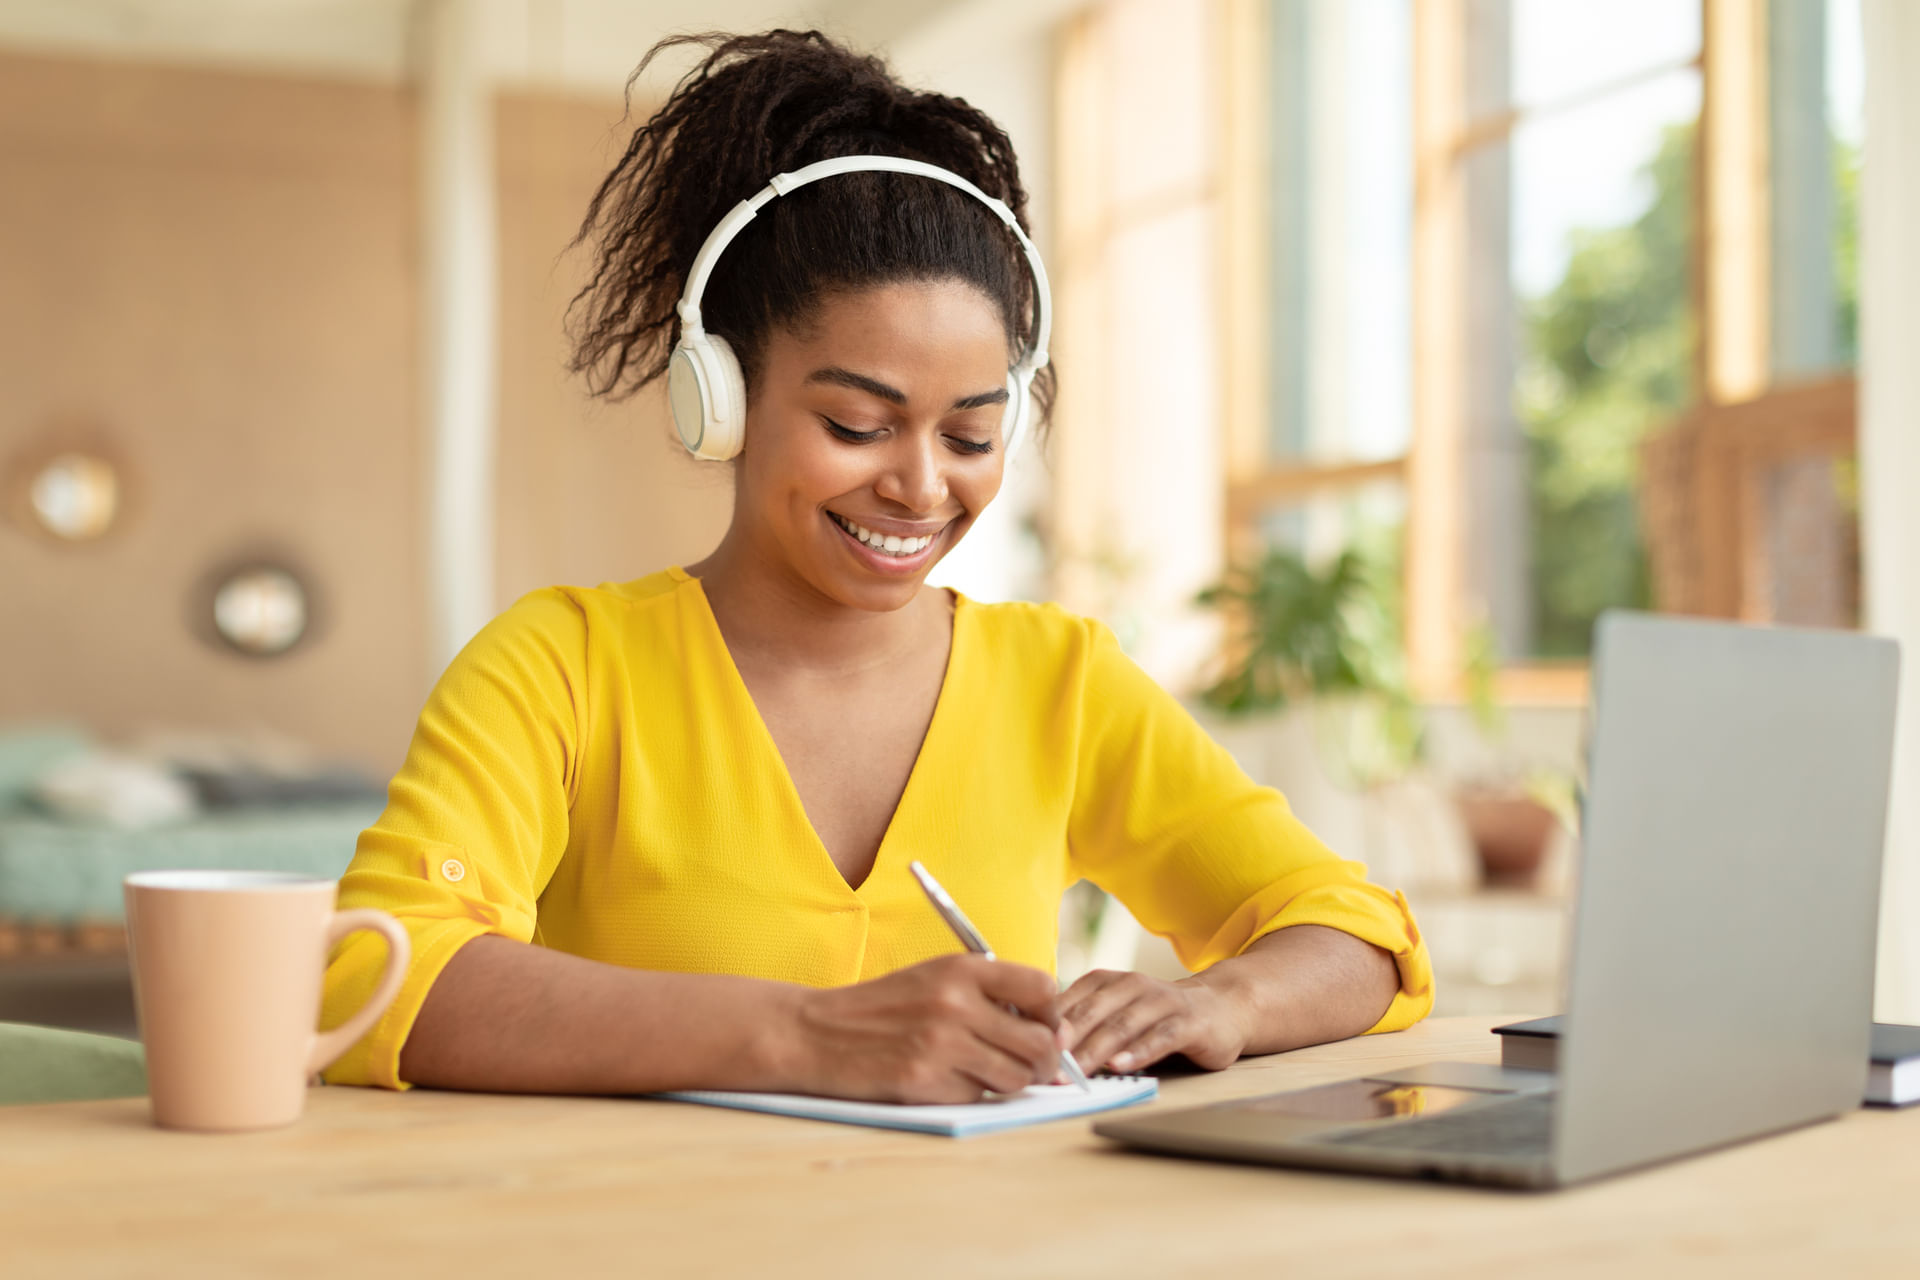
[{"x1": 322, "y1": 567, "x2": 1433, "y2": 1088}]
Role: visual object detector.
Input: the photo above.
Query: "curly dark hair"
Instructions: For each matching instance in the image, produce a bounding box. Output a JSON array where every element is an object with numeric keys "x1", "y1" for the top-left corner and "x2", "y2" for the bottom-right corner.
[{"x1": 564, "y1": 29, "x2": 1055, "y2": 435}]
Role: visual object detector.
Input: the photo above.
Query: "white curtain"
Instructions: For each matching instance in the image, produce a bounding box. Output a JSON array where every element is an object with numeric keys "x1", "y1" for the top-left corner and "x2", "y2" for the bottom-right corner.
[{"x1": 1861, "y1": 0, "x2": 1920, "y2": 1022}]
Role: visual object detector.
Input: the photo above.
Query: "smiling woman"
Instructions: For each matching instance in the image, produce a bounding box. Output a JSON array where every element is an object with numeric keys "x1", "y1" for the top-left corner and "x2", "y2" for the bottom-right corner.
[
  {"x1": 318, "y1": 29, "x2": 1432, "y2": 1102},
  {"x1": 729, "y1": 279, "x2": 1011, "y2": 609}
]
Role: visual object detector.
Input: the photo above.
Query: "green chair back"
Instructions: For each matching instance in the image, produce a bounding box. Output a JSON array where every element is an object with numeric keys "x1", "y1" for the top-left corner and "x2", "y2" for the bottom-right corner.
[{"x1": 0, "y1": 1022, "x2": 147, "y2": 1105}]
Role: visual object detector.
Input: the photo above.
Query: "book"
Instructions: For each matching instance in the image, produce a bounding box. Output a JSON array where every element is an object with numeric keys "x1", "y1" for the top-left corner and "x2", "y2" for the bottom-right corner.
[
  {"x1": 1493, "y1": 1015, "x2": 1920, "y2": 1107},
  {"x1": 1493, "y1": 1015, "x2": 1564, "y2": 1072},
  {"x1": 655, "y1": 1076, "x2": 1158, "y2": 1137}
]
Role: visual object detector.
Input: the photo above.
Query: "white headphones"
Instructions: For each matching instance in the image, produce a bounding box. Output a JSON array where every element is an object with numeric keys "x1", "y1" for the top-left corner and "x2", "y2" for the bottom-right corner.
[{"x1": 666, "y1": 154, "x2": 1053, "y2": 463}]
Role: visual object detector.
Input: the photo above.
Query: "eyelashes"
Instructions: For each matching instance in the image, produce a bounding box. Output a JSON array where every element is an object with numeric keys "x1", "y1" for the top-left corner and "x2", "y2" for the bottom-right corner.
[
  {"x1": 823, "y1": 419, "x2": 994, "y2": 455},
  {"x1": 824, "y1": 419, "x2": 883, "y2": 444}
]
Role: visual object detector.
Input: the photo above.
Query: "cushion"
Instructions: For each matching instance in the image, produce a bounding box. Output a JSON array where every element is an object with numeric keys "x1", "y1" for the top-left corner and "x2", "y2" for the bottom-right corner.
[
  {"x1": 31, "y1": 751, "x2": 197, "y2": 828},
  {"x1": 0, "y1": 727, "x2": 92, "y2": 813}
]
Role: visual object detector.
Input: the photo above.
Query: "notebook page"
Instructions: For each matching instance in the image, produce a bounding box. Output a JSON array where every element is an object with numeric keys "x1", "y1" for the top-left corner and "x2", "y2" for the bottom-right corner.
[{"x1": 656, "y1": 1076, "x2": 1158, "y2": 1137}]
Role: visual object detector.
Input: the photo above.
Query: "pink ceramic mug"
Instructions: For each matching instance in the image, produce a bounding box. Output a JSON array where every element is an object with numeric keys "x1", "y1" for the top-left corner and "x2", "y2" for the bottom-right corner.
[{"x1": 123, "y1": 870, "x2": 409, "y2": 1132}]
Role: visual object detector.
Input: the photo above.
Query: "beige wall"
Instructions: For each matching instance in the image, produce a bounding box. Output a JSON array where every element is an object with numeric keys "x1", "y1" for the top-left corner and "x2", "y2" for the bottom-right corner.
[
  {"x1": 493, "y1": 93, "x2": 732, "y2": 608},
  {"x1": 0, "y1": 53, "x2": 424, "y2": 774},
  {"x1": 0, "y1": 55, "x2": 730, "y2": 773}
]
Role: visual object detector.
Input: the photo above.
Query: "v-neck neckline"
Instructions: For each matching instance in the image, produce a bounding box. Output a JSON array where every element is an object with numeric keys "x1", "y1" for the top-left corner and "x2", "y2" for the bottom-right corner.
[{"x1": 672, "y1": 566, "x2": 967, "y2": 901}]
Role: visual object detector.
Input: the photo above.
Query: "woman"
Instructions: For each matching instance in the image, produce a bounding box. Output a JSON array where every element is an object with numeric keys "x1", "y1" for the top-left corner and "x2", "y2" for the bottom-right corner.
[{"x1": 322, "y1": 29, "x2": 1431, "y2": 1100}]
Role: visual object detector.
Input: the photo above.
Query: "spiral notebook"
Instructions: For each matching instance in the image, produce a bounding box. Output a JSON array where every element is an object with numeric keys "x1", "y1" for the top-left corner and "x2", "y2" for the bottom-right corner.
[{"x1": 656, "y1": 1076, "x2": 1158, "y2": 1137}]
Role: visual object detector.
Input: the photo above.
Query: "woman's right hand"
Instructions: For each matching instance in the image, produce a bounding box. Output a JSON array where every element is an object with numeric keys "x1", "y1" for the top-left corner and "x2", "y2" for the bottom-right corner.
[{"x1": 784, "y1": 954, "x2": 1064, "y2": 1103}]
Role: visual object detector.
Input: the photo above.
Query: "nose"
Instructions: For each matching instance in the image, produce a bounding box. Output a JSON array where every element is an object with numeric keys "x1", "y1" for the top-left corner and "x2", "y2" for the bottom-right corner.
[{"x1": 873, "y1": 431, "x2": 949, "y2": 514}]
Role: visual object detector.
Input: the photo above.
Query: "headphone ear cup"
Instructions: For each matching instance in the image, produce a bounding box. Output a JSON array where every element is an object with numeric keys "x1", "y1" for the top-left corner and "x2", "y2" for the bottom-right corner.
[
  {"x1": 667, "y1": 332, "x2": 748, "y2": 461},
  {"x1": 698, "y1": 333, "x2": 747, "y2": 460},
  {"x1": 1001, "y1": 366, "x2": 1034, "y2": 461}
]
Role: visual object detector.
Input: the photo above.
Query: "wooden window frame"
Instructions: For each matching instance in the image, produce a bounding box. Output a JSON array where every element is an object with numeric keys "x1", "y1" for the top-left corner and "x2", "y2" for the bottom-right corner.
[{"x1": 1224, "y1": 0, "x2": 1846, "y2": 707}]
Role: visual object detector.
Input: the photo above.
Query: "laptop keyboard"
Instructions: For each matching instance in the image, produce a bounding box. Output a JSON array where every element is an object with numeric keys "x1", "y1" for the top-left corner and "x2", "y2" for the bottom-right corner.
[{"x1": 1320, "y1": 1093, "x2": 1555, "y2": 1158}]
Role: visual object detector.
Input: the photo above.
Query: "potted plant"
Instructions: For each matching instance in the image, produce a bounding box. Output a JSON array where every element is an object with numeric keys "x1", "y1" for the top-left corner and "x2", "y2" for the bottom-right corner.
[
  {"x1": 1196, "y1": 544, "x2": 1576, "y2": 892},
  {"x1": 1195, "y1": 543, "x2": 1422, "y2": 787},
  {"x1": 1453, "y1": 621, "x2": 1578, "y2": 889}
]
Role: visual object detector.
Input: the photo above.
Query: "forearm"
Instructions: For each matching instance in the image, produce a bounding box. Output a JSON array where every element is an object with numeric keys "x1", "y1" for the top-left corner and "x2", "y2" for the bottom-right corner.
[
  {"x1": 397, "y1": 934, "x2": 807, "y2": 1094},
  {"x1": 1184, "y1": 924, "x2": 1399, "y2": 1057}
]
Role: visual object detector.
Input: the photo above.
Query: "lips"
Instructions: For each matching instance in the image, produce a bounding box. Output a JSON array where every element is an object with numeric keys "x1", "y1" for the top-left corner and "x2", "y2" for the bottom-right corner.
[
  {"x1": 828, "y1": 511, "x2": 940, "y2": 557},
  {"x1": 827, "y1": 511, "x2": 945, "y2": 574}
]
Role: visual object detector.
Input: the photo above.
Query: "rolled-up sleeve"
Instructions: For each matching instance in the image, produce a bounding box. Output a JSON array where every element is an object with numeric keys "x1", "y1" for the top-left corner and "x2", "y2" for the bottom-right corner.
[
  {"x1": 1064, "y1": 622, "x2": 1432, "y2": 1034},
  {"x1": 320, "y1": 589, "x2": 587, "y2": 1087}
]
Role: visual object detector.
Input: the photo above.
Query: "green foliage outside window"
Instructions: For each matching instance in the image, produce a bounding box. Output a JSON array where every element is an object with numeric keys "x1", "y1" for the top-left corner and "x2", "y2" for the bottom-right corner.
[
  {"x1": 1518, "y1": 124, "x2": 1694, "y2": 658},
  {"x1": 1519, "y1": 124, "x2": 1859, "y2": 657}
]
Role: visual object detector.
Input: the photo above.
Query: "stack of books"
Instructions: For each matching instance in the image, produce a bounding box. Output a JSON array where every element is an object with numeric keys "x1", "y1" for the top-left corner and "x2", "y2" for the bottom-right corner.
[{"x1": 1494, "y1": 1015, "x2": 1920, "y2": 1107}]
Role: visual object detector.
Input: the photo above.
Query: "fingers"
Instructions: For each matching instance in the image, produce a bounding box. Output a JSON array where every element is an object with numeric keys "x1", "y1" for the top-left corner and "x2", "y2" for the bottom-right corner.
[
  {"x1": 954, "y1": 964, "x2": 1063, "y2": 1087},
  {"x1": 1058, "y1": 971, "x2": 1203, "y2": 1074},
  {"x1": 969, "y1": 956, "x2": 1061, "y2": 1027},
  {"x1": 954, "y1": 1028, "x2": 1056, "y2": 1096},
  {"x1": 1099, "y1": 1015, "x2": 1185, "y2": 1074},
  {"x1": 802, "y1": 956, "x2": 1077, "y2": 1103},
  {"x1": 1060, "y1": 966, "x2": 1127, "y2": 1004},
  {"x1": 1058, "y1": 968, "x2": 1128, "y2": 1032},
  {"x1": 969, "y1": 1006, "x2": 1062, "y2": 1084},
  {"x1": 1078, "y1": 1000, "x2": 1177, "y2": 1073},
  {"x1": 906, "y1": 1022, "x2": 1049, "y2": 1102},
  {"x1": 918, "y1": 955, "x2": 1061, "y2": 1091},
  {"x1": 814, "y1": 956, "x2": 1073, "y2": 1103}
]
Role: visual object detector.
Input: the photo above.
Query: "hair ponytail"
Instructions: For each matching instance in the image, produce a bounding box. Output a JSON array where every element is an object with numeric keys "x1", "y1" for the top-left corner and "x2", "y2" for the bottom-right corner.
[{"x1": 564, "y1": 29, "x2": 1054, "y2": 432}]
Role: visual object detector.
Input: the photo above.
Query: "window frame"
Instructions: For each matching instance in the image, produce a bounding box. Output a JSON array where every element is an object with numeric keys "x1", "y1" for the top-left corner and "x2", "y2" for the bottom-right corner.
[{"x1": 1220, "y1": 0, "x2": 1855, "y2": 705}]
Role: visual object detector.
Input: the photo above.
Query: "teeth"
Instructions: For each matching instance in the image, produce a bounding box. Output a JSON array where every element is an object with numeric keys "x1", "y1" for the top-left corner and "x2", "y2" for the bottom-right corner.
[{"x1": 832, "y1": 514, "x2": 935, "y2": 557}]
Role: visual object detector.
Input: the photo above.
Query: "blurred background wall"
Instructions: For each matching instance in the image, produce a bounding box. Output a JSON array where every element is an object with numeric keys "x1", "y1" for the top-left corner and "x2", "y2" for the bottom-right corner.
[
  {"x1": 0, "y1": 52, "x2": 752, "y2": 772},
  {"x1": 0, "y1": 53, "x2": 429, "y2": 771}
]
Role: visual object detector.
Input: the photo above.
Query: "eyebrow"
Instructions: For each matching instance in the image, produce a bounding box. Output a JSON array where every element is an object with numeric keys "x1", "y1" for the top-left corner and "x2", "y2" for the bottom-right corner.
[{"x1": 805, "y1": 365, "x2": 1010, "y2": 412}]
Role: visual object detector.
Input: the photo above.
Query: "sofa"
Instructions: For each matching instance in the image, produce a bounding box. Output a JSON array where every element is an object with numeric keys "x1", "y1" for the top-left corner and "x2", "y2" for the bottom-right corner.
[{"x1": 0, "y1": 726, "x2": 380, "y2": 946}]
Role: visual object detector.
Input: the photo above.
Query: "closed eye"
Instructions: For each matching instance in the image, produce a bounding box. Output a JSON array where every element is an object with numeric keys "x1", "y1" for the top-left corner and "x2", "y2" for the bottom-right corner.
[
  {"x1": 825, "y1": 418, "x2": 995, "y2": 455},
  {"x1": 823, "y1": 418, "x2": 883, "y2": 444}
]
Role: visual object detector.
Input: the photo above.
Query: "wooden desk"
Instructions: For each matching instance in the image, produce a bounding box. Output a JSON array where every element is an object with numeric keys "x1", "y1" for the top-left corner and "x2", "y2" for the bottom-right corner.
[{"x1": 4, "y1": 1016, "x2": 1918, "y2": 1276}]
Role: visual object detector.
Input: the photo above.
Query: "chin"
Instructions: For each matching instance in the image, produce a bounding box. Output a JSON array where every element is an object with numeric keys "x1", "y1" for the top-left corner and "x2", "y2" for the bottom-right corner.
[
  {"x1": 835, "y1": 577, "x2": 927, "y2": 613},
  {"x1": 821, "y1": 555, "x2": 943, "y2": 612}
]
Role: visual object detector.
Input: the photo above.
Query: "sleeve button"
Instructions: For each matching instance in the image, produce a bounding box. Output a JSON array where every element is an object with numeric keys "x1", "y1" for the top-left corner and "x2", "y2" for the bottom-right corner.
[{"x1": 440, "y1": 858, "x2": 467, "y2": 883}]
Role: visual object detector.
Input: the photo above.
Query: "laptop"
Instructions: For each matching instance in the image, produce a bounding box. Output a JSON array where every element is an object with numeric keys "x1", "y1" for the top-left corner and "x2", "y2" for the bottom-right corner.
[{"x1": 1095, "y1": 612, "x2": 1900, "y2": 1189}]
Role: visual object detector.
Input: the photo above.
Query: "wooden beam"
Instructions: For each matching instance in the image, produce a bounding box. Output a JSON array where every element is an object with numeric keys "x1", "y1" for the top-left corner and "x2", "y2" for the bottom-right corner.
[
  {"x1": 1450, "y1": 54, "x2": 1703, "y2": 158},
  {"x1": 1491, "y1": 664, "x2": 1591, "y2": 708},
  {"x1": 420, "y1": 0, "x2": 501, "y2": 675},
  {"x1": 1220, "y1": 0, "x2": 1270, "y2": 492},
  {"x1": 1049, "y1": 9, "x2": 1108, "y2": 614},
  {"x1": 1409, "y1": 0, "x2": 1468, "y2": 697},
  {"x1": 1055, "y1": 178, "x2": 1219, "y2": 281},
  {"x1": 1226, "y1": 456, "x2": 1408, "y2": 518},
  {"x1": 1702, "y1": 0, "x2": 1772, "y2": 404}
]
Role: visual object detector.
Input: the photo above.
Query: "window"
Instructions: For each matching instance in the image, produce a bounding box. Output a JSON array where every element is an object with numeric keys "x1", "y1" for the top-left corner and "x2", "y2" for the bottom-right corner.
[
  {"x1": 1050, "y1": 0, "x2": 1228, "y2": 683},
  {"x1": 1195, "y1": 0, "x2": 1864, "y2": 701}
]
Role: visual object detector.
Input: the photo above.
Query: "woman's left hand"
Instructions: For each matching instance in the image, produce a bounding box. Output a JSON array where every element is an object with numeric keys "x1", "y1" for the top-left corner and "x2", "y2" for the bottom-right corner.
[{"x1": 1055, "y1": 969, "x2": 1249, "y2": 1076}]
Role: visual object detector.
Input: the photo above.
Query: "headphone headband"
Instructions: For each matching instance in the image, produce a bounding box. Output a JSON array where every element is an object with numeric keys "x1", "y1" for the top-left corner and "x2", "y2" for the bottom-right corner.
[{"x1": 673, "y1": 155, "x2": 1052, "y2": 377}]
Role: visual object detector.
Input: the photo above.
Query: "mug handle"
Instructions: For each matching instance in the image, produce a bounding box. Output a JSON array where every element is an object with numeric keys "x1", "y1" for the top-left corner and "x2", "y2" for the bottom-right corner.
[{"x1": 307, "y1": 909, "x2": 412, "y2": 1077}]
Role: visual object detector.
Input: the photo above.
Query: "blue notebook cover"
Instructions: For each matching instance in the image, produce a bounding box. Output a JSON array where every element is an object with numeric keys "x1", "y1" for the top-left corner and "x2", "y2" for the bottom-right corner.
[{"x1": 656, "y1": 1076, "x2": 1158, "y2": 1137}]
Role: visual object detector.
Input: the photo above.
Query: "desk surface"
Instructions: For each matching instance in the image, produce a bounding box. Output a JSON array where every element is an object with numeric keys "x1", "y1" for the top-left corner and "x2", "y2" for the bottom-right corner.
[{"x1": 4, "y1": 1015, "x2": 1918, "y2": 1277}]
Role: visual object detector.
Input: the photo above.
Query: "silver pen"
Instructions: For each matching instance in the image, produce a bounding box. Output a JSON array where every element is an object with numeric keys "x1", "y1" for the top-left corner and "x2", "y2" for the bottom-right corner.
[{"x1": 907, "y1": 860, "x2": 1094, "y2": 1092}]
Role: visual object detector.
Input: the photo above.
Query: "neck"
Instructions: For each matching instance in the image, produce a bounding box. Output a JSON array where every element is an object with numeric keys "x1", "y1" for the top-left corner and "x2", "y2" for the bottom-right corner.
[{"x1": 685, "y1": 524, "x2": 947, "y2": 678}]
